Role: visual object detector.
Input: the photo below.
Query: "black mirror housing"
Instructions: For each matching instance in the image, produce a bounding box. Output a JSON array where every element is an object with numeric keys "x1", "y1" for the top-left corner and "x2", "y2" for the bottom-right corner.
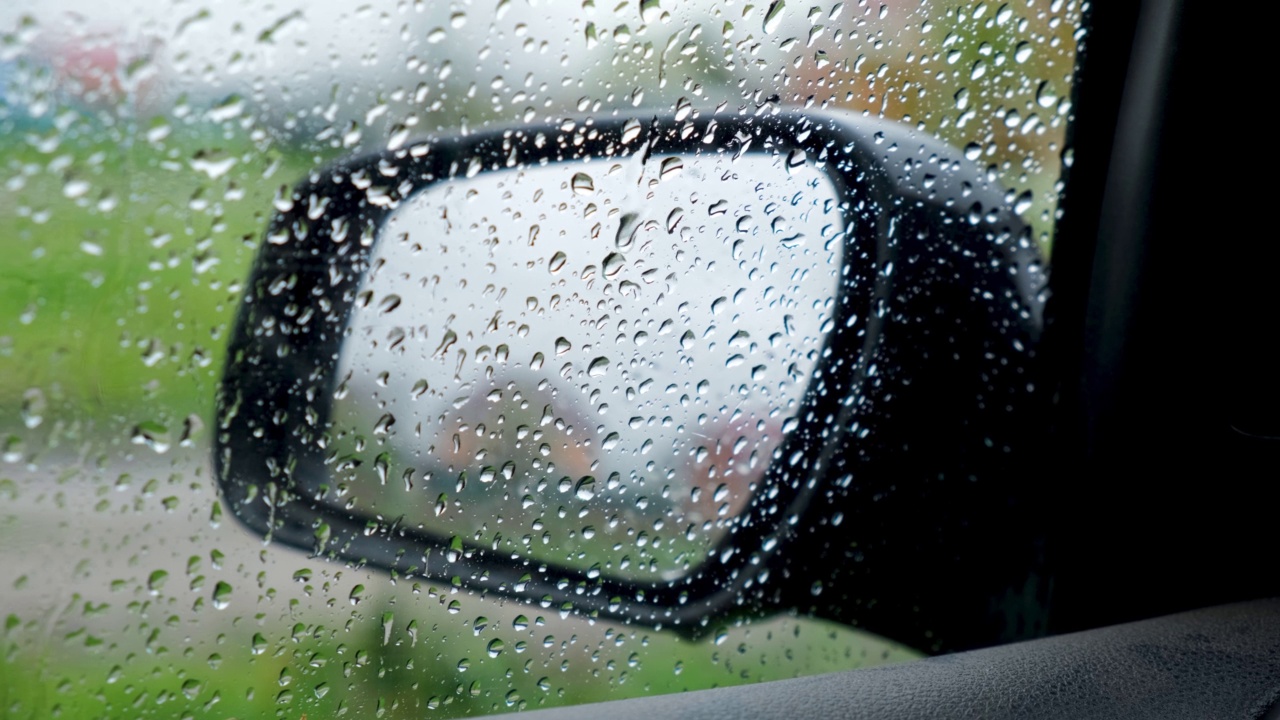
[{"x1": 215, "y1": 109, "x2": 1044, "y2": 649}]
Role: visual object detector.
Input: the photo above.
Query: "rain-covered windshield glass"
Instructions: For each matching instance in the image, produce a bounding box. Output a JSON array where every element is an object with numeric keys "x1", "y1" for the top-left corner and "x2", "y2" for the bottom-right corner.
[{"x1": 1, "y1": 1, "x2": 1081, "y2": 716}]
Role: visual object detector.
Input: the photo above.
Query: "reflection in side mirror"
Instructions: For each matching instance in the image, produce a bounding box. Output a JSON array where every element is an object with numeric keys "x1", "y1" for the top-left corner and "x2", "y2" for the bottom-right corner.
[
  {"x1": 332, "y1": 154, "x2": 844, "y2": 582},
  {"x1": 216, "y1": 109, "x2": 1046, "y2": 645}
]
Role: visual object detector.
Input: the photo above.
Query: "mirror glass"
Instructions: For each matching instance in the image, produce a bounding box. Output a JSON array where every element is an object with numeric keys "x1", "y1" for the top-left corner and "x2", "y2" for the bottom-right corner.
[{"x1": 328, "y1": 150, "x2": 846, "y2": 581}]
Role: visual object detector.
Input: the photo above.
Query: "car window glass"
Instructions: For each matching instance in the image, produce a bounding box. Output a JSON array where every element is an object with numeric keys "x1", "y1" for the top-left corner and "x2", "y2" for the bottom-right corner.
[{"x1": 1, "y1": 1, "x2": 1081, "y2": 717}]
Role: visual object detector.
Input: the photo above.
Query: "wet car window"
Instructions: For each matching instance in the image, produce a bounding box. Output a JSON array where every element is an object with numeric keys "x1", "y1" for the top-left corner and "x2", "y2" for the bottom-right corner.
[{"x1": 1, "y1": 1, "x2": 1080, "y2": 717}]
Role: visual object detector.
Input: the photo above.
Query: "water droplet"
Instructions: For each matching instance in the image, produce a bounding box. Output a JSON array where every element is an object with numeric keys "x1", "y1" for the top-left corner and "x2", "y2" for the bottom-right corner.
[
  {"x1": 666, "y1": 207, "x2": 684, "y2": 233},
  {"x1": 615, "y1": 212, "x2": 641, "y2": 249},
  {"x1": 575, "y1": 476, "x2": 596, "y2": 501},
  {"x1": 763, "y1": 0, "x2": 786, "y2": 34},
  {"x1": 786, "y1": 149, "x2": 806, "y2": 173},
  {"x1": 1036, "y1": 80, "x2": 1058, "y2": 108},
  {"x1": 622, "y1": 119, "x2": 643, "y2": 144},
  {"x1": 555, "y1": 337, "x2": 572, "y2": 355},
  {"x1": 640, "y1": 0, "x2": 663, "y2": 24},
  {"x1": 147, "y1": 570, "x2": 168, "y2": 595},
  {"x1": 211, "y1": 581, "x2": 232, "y2": 609},
  {"x1": 571, "y1": 172, "x2": 595, "y2": 195},
  {"x1": 659, "y1": 157, "x2": 684, "y2": 180},
  {"x1": 3, "y1": 435, "x2": 25, "y2": 463},
  {"x1": 20, "y1": 389, "x2": 45, "y2": 429},
  {"x1": 602, "y1": 252, "x2": 625, "y2": 278},
  {"x1": 381, "y1": 611, "x2": 395, "y2": 645},
  {"x1": 209, "y1": 94, "x2": 246, "y2": 121},
  {"x1": 190, "y1": 150, "x2": 237, "y2": 179},
  {"x1": 130, "y1": 421, "x2": 171, "y2": 454},
  {"x1": 549, "y1": 251, "x2": 568, "y2": 274},
  {"x1": 432, "y1": 329, "x2": 458, "y2": 358},
  {"x1": 588, "y1": 356, "x2": 610, "y2": 377},
  {"x1": 62, "y1": 177, "x2": 91, "y2": 199},
  {"x1": 378, "y1": 294, "x2": 402, "y2": 314}
]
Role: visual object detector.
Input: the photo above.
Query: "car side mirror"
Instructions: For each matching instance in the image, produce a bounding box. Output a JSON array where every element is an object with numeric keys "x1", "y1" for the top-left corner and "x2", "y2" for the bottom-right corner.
[{"x1": 215, "y1": 109, "x2": 1046, "y2": 652}]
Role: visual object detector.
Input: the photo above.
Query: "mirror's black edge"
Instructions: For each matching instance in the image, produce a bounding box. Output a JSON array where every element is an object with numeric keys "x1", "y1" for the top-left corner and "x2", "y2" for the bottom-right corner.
[{"x1": 495, "y1": 598, "x2": 1280, "y2": 720}]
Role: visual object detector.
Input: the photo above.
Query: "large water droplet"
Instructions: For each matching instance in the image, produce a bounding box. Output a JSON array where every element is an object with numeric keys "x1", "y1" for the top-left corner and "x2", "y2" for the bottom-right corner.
[
  {"x1": 763, "y1": 0, "x2": 786, "y2": 34},
  {"x1": 147, "y1": 570, "x2": 169, "y2": 595},
  {"x1": 615, "y1": 212, "x2": 641, "y2": 249},
  {"x1": 588, "y1": 356, "x2": 609, "y2": 377},
  {"x1": 378, "y1": 293, "x2": 402, "y2": 314},
  {"x1": 1036, "y1": 80, "x2": 1059, "y2": 108},
  {"x1": 130, "y1": 421, "x2": 171, "y2": 454},
  {"x1": 602, "y1": 252, "x2": 625, "y2": 277},
  {"x1": 211, "y1": 581, "x2": 232, "y2": 609},
  {"x1": 666, "y1": 207, "x2": 684, "y2": 233},
  {"x1": 659, "y1": 157, "x2": 684, "y2": 180},
  {"x1": 571, "y1": 172, "x2": 595, "y2": 195},
  {"x1": 622, "y1": 119, "x2": 643, "y2": 144},
  {"x1": 640, "y1": 0, "x2": 663, "y2": 24}
]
